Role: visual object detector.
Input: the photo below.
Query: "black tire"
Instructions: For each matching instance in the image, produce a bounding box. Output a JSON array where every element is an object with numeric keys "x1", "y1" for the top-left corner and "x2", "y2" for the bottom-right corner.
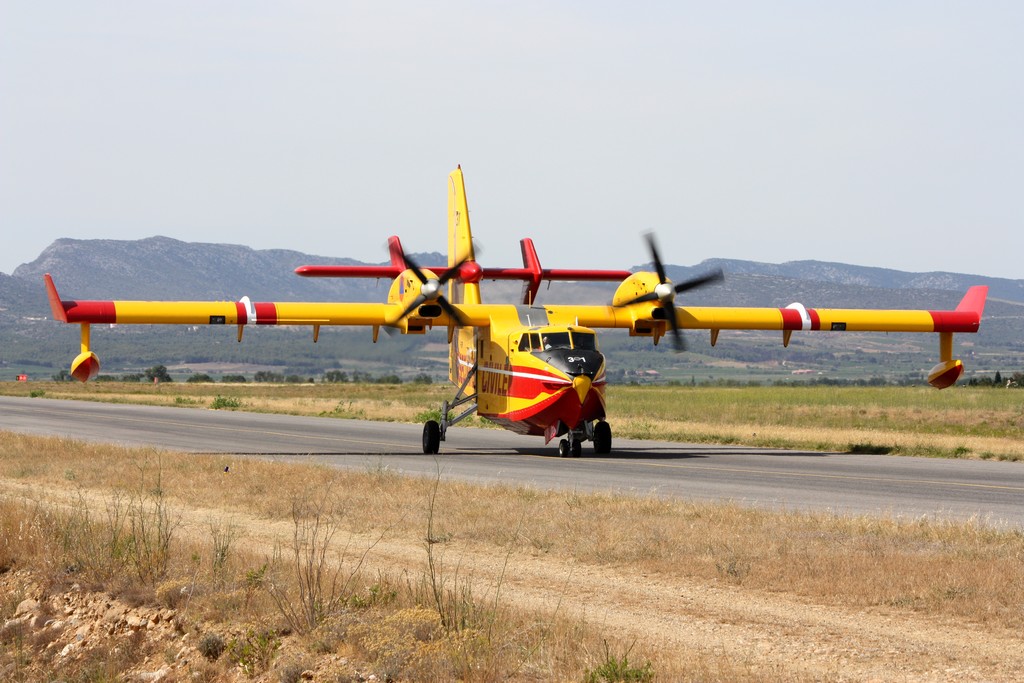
[
  {"x1": 558, "y1": 438, "x2": 570, "y2": 457},
  {"x1": 571, "y1": 440, "x2": 582, "y2": 457},
  {"x1": 593, "y1": 421, "x2": 612, "y2": 454},
  {"x1": 422, "y1": 420, "x2": 441, "y2": 454}
]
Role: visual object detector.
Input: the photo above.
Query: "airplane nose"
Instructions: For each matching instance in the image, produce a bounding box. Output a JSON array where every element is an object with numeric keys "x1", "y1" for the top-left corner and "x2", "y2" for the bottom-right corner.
[{"x1": 572, "y1": 375, "x2": 592, "y2": 404}]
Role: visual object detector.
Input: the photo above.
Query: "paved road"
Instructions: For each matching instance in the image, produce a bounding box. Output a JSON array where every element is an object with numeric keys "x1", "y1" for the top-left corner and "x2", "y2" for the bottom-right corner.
[{"x1": 3, "y1": 396, "x2": 1022, "y2": 526}]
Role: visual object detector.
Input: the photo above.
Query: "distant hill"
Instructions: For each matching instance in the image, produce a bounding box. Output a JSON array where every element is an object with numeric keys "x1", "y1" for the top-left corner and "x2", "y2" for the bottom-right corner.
[
  {"x1": 661, "y1": 259, "x2": 1024, "y2": 307},
  {"x1": 2, "y1": 236, "x2": 1022, "y2": 381},
  {"x1": 12, "y1": 236, "x2": 405, "y2": 303}
]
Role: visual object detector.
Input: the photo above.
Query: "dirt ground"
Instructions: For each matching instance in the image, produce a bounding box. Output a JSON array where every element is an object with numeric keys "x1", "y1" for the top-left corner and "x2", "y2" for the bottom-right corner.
[{"x1": 3, "y1": 476, "x2": 1023, "y2": 682}]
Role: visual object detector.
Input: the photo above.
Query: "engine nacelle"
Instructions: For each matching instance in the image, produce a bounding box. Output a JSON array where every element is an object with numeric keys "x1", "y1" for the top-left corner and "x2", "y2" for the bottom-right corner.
[
  {"x1": 387, "y1": 268, "x2": 432, "y2": 306},
  {"x1": 385, "y1": 268, "x2": 438, "y2": 334},
  {"x1": 611, "y1": 272, "x2": 667, "y2": 340},
  {"x1": 611, "y1": 272, "x2": 662, "y2": 307},
  {"x1": 927, "y1": 359, "x2": 963, "y2": 389}
]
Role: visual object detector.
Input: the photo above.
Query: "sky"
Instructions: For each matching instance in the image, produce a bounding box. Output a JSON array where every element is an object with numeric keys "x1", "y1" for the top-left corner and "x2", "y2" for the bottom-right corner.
[{"x1": 1, "y1": 2, "x2": 1021, "y2": 280}]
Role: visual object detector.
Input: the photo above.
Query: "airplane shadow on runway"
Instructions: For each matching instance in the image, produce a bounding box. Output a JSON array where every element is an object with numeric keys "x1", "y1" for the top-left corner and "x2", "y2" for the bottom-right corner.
[
  {"x1": 192, "y1": 446, "x2": 832, "y2": 460},
  {"x1": 513, "y1": 447, "x2": 831, "y2": 460}
]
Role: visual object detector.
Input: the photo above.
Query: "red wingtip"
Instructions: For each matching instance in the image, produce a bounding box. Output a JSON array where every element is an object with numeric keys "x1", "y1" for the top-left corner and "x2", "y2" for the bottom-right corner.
[{"x1": 43, "y1": 274, "x2": 68, "y2": 323}]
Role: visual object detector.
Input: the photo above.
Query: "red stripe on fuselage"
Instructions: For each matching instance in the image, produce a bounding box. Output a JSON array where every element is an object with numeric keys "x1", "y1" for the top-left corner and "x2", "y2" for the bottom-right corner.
[
  {"x1": 508, "y1": 369, "x2": 568, "y2": 400},
  {"x1": 489, "y1": 385, "x2": 606, "y2": 435},
  {"x1": 501, "y1": 365, "x2": 606, "y2": 402}
]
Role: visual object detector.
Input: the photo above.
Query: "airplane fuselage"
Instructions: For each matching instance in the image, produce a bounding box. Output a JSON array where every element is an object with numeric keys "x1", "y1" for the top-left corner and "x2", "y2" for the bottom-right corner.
[{"x1": 468, "y1": 316, "x2": 607, "y2": 440}]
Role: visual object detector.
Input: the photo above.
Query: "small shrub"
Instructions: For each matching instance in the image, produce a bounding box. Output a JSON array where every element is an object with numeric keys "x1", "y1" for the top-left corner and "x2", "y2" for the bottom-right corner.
[
  {"x1": 414, "y1": 408, "x2": 450, "y2": 423},
  {"x1": 327, "y1": 400, "x2": 366, "y2": 419},
  {"x1": 348, "y1": 580, "x2": 398, "y2": 609},
  {"x1": 210, "y1": 395, "x2": 242, "y2": 410},
  {"x1": 228, "y1": 628, "x2": 281, "y2": 676},
  {"x1": 349, "y1": 607, "x2": 446, "y2": 681},
  {"x1": 277, "y1": 660, "x2": 308, "y2": 683},
  {"x1": 198, "y1": 632, "x2": 226, "y2": 661},
  {"x1": 584, "y1": 641, "x2": 654, "y2": 683},
  {"x1": 715, "y1": 556, "x2": 751, "y2": 583},
  {"x1": 209, "y1": 518, "x2": 239, "y2": 580}
]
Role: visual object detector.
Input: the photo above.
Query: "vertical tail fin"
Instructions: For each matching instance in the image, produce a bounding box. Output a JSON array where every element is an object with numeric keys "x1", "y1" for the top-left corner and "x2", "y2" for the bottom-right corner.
[
  {"x1": 447, "y1": 166, "x2": 479, "y2": 390},
  {"x1": 447, "y1": 166, "x2": 481, "y2": 305}
]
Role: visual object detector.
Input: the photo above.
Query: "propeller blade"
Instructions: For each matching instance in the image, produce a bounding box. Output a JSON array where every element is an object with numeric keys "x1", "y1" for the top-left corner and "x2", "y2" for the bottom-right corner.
[
  {"x1": 645, "y1": 233, "x2": 668, "y2": 284},
  {"x1": 616, "y1": 290, "x2": 661, "y2": 308},
  {"x1": 437, "y1": 256, "x2": 469, "y2": 285},
  {"x1": 397, "y1": 293, "x2": 427, "y2": 321},
  {"x1": 401, "y1": 253, "x2": 429, "y2": 285},
  {"x1": 437, "y1": 297, "x2": 467, "y2": 327},
  {"x1": 666, "y1": 306, "x2": 685, "y2": 352},
  {"x1": 617, "y1": 233, "x2": 725, "y2": 352}
]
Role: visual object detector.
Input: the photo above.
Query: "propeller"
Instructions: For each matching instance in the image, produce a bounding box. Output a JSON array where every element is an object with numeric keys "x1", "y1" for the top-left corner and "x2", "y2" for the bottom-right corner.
[
  {"x1": 394, "y1": 252, "x2": 469, "y2": 327},
  {"x1": 617, "y1": 233, "x2": 724, "y2": 351}
]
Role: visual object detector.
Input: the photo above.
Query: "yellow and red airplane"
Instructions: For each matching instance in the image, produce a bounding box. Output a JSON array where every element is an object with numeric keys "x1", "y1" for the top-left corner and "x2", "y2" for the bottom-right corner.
[{"x1": 44, "y1": 167, "x2": 988, "y2": 456}]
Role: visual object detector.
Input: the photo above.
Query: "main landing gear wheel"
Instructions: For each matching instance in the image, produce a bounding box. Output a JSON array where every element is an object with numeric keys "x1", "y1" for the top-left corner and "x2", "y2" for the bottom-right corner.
[
  {"x1": 593, "y1": 421, "x2": 612, "y2": 455},
  {"x1": 422, "y1": 420, "x2": 441, "y2": 454},
  {"x1": 559, "y1": 439, "x2": 570, "y2": 457}
]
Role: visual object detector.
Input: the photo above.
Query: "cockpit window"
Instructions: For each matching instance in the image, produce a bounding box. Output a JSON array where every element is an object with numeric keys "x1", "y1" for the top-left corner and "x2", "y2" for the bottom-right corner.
[
  {"x1": 518, "y1": 333, "x2": 543, "y2": 352},
  {"x1": 572, "y1": 331, "x2": 597, "y2": 350},
  {"x1": 541, "y1": 332, "x2": 571, "y2": 350}
]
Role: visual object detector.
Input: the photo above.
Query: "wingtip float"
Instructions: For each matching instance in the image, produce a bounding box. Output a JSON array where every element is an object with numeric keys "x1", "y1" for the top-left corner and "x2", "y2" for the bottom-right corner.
[{"x1": 45, "y1": 167, "x2": 989, "y2": 455}]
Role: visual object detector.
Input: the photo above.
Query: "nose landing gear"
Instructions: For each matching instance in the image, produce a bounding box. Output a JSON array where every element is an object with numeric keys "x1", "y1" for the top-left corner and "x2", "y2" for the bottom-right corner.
[
  {"x1": 558, "y1": 437, "x2": 582, "y2": 458},
  {"x1": 558, "y1": 420, "x2": 612, "y2": 457}
]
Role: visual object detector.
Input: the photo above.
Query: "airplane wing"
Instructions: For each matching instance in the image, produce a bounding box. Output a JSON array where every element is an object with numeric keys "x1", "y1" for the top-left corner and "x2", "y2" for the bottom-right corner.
[
  {"x1": 547, "y1": 285, "x2": 987, "y2": 335},
  {"x1": 45, "y1": 273, "x2": 497, "y2": 329},
  {"x1": 44, "y1": 273, "x2": 494, "y2": 382},
  {"x1": 544, "y1": 285, "x2": 988, "y2": 389},
  {"x1": 46, "y1": 276, "x2": 391, "y2": 326}
]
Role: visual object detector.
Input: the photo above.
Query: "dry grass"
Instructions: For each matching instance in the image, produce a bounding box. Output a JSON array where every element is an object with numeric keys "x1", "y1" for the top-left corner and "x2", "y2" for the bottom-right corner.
[
  {"x1": 0, "y1": 431, "x2": 786, "y2": 681},
  {"x1": 3, "y1": 430, "x2": 1024, "y2": 681}
]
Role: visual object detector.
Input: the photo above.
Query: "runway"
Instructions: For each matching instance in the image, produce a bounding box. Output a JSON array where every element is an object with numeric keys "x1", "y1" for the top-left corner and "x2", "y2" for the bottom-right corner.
[{"x1": 3, "y1": 396, "x2": 1022, "y2": 526}]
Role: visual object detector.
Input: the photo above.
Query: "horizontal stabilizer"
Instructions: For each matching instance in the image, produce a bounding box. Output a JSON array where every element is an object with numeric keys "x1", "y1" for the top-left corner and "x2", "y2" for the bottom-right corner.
[{"x1": 294, "y1": 236, "x2": 632, "y2": 306}]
